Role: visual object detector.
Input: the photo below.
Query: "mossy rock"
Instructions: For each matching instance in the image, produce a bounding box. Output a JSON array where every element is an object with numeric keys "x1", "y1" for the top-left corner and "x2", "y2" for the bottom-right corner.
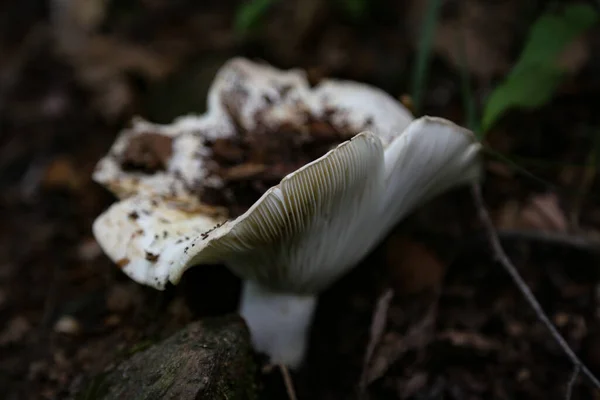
[{"x1": 77, "y1": 315, "x2": 256, "y2": 400}]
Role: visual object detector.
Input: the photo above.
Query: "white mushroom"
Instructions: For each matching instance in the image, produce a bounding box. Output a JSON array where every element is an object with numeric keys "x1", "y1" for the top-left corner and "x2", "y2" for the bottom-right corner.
[{"x1": 92, "y1": 58, "x2": 482, "y2": 369}]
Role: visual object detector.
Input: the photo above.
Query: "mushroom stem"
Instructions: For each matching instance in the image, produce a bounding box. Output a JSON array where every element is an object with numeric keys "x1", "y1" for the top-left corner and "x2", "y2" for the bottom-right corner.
[{"x1": 239, "y1": 280, "x2": 317, "y2": 369}]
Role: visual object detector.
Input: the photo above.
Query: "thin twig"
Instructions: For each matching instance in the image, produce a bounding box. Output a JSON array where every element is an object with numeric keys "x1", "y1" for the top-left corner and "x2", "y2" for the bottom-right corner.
[
  {"x1": 279, "y1": 364, "x2": 298, "y2": 400},
  {"x1": 470, "y1": 183, "x2": 600, "y2": 392},
  {"x1": 484, "y1": 229, "x2": 600, "y2": 254},
  {"x1": 566, "y1": 365, "x2": 581, "y2": 400},
  {"x1": 359, "y1": 288, "x2": 394, "y2": 394}
]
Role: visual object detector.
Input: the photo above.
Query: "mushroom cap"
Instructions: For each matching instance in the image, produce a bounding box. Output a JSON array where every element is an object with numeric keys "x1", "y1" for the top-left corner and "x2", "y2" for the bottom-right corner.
[
  {"x1": 91, "y1": 58, "x2": 482, "y2": 294},
  {"x1": 92, "y1": 195, "x2": 226, "y2": 287}
]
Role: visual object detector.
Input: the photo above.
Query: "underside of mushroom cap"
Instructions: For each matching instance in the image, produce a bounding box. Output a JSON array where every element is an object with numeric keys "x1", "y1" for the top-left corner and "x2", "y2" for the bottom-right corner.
[
  {"x1": 156, "y1": 117, "x2": 482, "y2": 294},
  {"x1": 168, "y1": 131, "x2": 386, "y2": 293}
]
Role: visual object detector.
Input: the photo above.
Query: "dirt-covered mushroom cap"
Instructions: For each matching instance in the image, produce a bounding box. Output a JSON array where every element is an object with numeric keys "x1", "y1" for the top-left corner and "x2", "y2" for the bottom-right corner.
[
  {"x1": 92, "y1": 57, "x2": 413, "y2": 203},
  {"x1": 92, "y1": 57, "x2": 417, "y2": 289}
]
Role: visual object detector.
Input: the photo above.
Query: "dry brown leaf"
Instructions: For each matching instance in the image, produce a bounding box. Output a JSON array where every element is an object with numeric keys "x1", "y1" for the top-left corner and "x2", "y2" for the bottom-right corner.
[
  {"x1": 494, "y1": 200, "x2": 520, "y2": 230},
  {"x1": 52, "y1": 1, "x2": 227, "y2": 119},
  {"x1": 42, "y1": 157, "x2": 82, "y2": 190},
  {"x1": 385, "y1": 236, "x2": 446, "y2": 294},
  {"x1": 495, "y1": 193, "x2": 568, "y2": 232},
  {"x1": 51, "y1": 0, "x2": 108, "y2": 33},
  {"x1": 0, "y1": 316, "x2": 31, "y2": 345},
  {"x1": 360, "y1": 288, "x2": 394, "y2": 393},
  {"x1": 486, "y1": 160, "x2": 514, "y2": 178},
  {"x1": 58, "y1": 36, "x2": 175, "y2": 119},
  {"x1": 556, "y1": 35, "x2": 590, "y2": 74},
  {"x1": 366, "y1": 303, "x2": 436, "y2": 384},
  {"x1": 520, "y1": 193, "x2": 568, "y2": 232},
  {"x1": 397, "y1": 372, "x2": 429, "y2": 399},
  {"x1": 437, "y1": 330, "x2": 500, "y2": 352}
]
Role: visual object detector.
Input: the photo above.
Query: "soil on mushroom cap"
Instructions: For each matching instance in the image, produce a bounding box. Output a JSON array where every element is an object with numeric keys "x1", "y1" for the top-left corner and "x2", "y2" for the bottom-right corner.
[
  {"x1": 115, "y1": 105, "x2": 354, "y2": 218},
  {"x1": 201, "y1": 107, "x2": 354, "y2": 217},
  {"x1": 120, "y1": 133, "x2": 174, "y2": 174}
]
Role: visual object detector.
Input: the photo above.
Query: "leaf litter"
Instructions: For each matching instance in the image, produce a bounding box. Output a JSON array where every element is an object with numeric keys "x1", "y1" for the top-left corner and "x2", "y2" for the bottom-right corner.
[{"x1": 3, "y1": 0, "x2": 600, "y2": 399}]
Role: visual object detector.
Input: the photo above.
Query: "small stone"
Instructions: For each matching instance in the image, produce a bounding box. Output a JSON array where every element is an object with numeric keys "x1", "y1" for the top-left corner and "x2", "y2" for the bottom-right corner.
[{"x1": 54, "y1": 315, "x2": 81, "y2": 335}]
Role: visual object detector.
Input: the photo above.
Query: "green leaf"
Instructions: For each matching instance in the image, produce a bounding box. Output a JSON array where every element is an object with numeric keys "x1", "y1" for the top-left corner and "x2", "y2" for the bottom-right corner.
[
  {"x1": 483, "y1": 66, "x2": 564, "y2": 132},
  {"x1": 410, "y1": 0, "x2": 443, "y2": 114},
  {"x1": 481, "y1": 4, "x2": 598, "y2": 133},
  {"x1": 234, "y1": 0, "x2": 277, "y2": 35}
]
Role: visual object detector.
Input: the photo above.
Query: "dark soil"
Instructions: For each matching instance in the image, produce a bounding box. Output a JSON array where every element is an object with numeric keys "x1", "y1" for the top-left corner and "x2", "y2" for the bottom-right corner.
[
  {"x1": 3, "y1": 1, "x2": 600, "y2": 399},
  {"x1": 202, "y1": 106, "x2": 352, "y2": 216}
]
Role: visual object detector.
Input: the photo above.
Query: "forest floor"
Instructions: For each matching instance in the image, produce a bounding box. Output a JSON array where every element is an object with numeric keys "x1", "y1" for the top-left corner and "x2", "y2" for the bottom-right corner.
[{"x1": 2, "y1": 1, "x2": 600, "y2": 399}]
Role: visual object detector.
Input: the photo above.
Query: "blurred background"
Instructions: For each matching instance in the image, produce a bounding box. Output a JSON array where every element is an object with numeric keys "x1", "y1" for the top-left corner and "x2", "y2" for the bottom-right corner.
[{"x1": 2, "y1": 0, "x2": 600, "y2": 399}]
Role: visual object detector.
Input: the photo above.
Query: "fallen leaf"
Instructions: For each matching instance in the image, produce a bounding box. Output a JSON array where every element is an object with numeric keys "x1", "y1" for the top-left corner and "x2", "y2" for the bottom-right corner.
[
  {"x1": 556, "y1": 35, "x2": 591, "y2": 74},
  {"x1": 366, "y1": 302, "x2": 436, "y2": 384},
  {"x1": 495, "y1": 193, "x2": 568, "y2": 232},
  {"x1": 42, "y1": 157, "x2": 81, "y2": 190},
  {"x1": 519, "y1": 193, "x2": 568, "y2": 232},
  {"x1": 0, "y1": 316, "x2": 31, "y2": 345},
  {"x1": 437, "y1": 330, "x2": 500, "y2": 352},
  {"x1": 397, "y1": 372, "x2": 429, "y2": 399},
  {"x1": 486, "y1": 160, "x2": 514, "y2": 178},
  {"x1": 385, "y1": 236, "x2": 446, "y2": 294}
]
